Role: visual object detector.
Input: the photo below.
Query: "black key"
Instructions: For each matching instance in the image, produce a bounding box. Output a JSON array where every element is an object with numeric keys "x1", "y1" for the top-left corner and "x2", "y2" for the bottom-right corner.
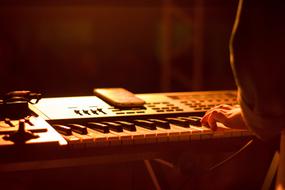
[
  {"x1": 67, "y1": 124, "x2": 88, "y2": 134},
  {"x1": 103, "y1": 122, "x2": 123, "y2": 132},
  {"x1": 165, "y1": 118, "x2": 190, "y2": 128},
  {"x1": 133, "y1": 120, "x2": 156, "y2": 130},
  {"x1": 148, "y1": 119, "x2": 170, "y2": 129},
  {"x1": 179, "y1": 116, "x2": 201, "y2": 126},
  {"x1": 115, "y1": 121, "x2": 136, "y2": 131},
  {"x1": 86, "y1": 122, "x2": 109, "y2": 133},
  {"x1": 52, "y1": 124, "x2": 72, "y2": 136}
]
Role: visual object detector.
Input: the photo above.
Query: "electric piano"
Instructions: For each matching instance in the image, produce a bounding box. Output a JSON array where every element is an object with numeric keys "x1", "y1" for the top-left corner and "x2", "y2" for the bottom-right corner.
[{"x1": 0, "y1": 90, "x2": 254, "y2": 172}]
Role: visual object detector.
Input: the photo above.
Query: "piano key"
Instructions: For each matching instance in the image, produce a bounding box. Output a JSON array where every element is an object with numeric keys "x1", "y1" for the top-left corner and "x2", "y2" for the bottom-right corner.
[
  {"x1": 135, "y1": 126, "x2": 157, "y2": 144},
  {"x1": 67, "y1": 124, "x2": 88, "y2": 135},
  {"x1": 85, "y1": 128, "x2": 108, "y2": 146},
  {"x1": 125, "y1": 126, "x2": 168, "y2": 144},
  {"x1": 214, "y1": 123, "x2": 250, "y2": 138},
  {"x1": 122, "y1": 130, "x2": 145, "y2": 144},
  {"x1": 178, "y1": 116, "x2": 202, "y2": 126},
  {"x1": 212, "y1": 127, "x2": 228, "y2": 139},
  {"x1": 135, "y1": 125, "x2": 168, "y2": 143},
  {"x1": 71, "y1": 132, "x2": 94, "y2": 146},
  {"x1": 86, "y1": 122, "x2": 109, "y2": 133},
  {"x1": 156, "y1": 126, "x2": 181, "y2": 142},
  {"x1": 115, "y1": 121, "x2": 136, "y2": 131},
  {"x1": 133, "y1": 120, "x2": 156, "y2": 130},
  {"x1": 102, "y1": 121, "x2": 123, "y2": 132},
  {"x1": 213, "y1": 123, "x2": 232, "y2": 138},
  {"x1": 62, "y1": 135, "x2": 81, "y2": 147},
  {"x1": 52, "y1": 124, "x2": 72, "y2": 136},
  {"x1": 87, "y1": 128, "x2": 120, "y2": 146},
  {"x1": 148, "y1": 119, "x2": 170, "y2": 129},
  {"x1": 167, "y1": 124, "x2": 191, "y2": 141},
  {"x1": 216, "y1": 123, "x2": 243, "y2": 137},
  {"x1": 109, "y1": 130, "x2": 133, "y2": 145},
  {"x1": 151, "y1": 128, "x2": 169, "y2": 143},
  {"x1": 170, "y1": 124, "x2": 201, "y2": 140},
  {"x1": 190, "y1": 126, "x2": 213, "y2": 139},
  {"x1": 55, "y1": 130, "x2": 81, "y2": 147},
  {"x1": 165, "y1": 118, "x2": 190, "y2": 128}
]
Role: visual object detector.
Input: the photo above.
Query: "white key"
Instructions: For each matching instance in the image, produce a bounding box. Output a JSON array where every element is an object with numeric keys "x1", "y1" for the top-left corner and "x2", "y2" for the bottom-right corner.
[
  {"x1": 172, "y1": 125, "x2": 202, "y2": 141},
  {"x1": 62, "y1": 134, "x2": 81, "y2": 148},
  {"x1": 123, "y1": 130, "x2": 145, "y2": 144},
  {"x1": 216, "y1": 123, "x2": 242, "y2": 137},
  {"x1": 159, "y1": 125, "x2": 182, "y2": 142},
  {"x1": 214, "y1": 123, "x2": 232, "y2": 138},
  {"x1": 153, "y1": 128, "x2": 169, "y2": 143},
  {"x1": 136, "y1": 126, "x2": 157, "y2": 144},
  {"x1": 87, "y1": 128, "x2": 120, "y2": 146},
  {"x1": 169, "y1": 124, "x2": 193, "y2": 141},
  {"x1": 72, "y1": 132, "x2": 94, "y2": 147},
  {"x1": 110, "y1": 130, "x2": 133, "y2": 145},
  {"x1": 191, "y1": 125, "x2": 213, "y2": 140}
]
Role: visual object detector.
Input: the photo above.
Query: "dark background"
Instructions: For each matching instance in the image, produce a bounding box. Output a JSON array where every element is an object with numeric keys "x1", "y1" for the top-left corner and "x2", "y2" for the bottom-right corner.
[
  {"x1": 0, "y1": 0, "x2": 237, "y2": 97},
  {"x1": 0, "y1": 1, "x2": 280, "y2": 189}
]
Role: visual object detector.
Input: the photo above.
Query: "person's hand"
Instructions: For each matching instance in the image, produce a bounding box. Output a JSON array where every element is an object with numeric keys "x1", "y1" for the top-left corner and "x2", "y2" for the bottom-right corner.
[{"x1": 201, "y1": 104, "x2": 247, "y2": 131}]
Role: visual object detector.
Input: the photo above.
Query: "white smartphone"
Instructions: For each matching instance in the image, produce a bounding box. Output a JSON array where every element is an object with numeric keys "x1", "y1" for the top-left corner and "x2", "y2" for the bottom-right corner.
[{"x1": 93, "y1": 88, "x2": 145, "y2": 108}]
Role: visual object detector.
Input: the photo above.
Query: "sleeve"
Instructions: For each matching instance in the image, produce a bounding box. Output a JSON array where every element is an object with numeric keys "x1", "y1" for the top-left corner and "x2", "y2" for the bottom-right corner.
[{"x1": 232, "y1": 0, "x2": 285, "y2": 140}]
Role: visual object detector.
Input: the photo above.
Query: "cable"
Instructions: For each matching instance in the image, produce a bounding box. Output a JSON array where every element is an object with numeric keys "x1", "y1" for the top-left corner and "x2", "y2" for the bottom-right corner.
[
  {"x1": 144, "y1": 160, "x2": 162, "y2": 190},
  {"x1": 153, "y1": 158, "x2": 175, "y2": 169},
  {"x1": 209, "y1": 139, "x2": 254, "y2": 171}
]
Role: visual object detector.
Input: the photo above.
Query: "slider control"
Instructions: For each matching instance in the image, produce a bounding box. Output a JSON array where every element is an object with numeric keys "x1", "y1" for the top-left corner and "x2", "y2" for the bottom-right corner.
[{"x1": 74, "y1": 110, "x2": 83, "y2": 116}]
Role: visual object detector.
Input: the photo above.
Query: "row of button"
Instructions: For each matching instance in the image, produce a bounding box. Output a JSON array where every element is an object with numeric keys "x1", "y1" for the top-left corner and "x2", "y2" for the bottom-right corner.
[
  {"x1": 145, "y1": 102, "x2": 184, "y2": 113},
  {"x1": 73, "y1": 108, "x2": 106, "y2": 116}
]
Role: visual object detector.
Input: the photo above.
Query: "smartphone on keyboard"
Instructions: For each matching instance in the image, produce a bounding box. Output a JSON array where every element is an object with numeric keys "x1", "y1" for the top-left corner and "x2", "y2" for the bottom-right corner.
[{"x1": 93, "y1": 88, "x2": 145, "y2": 108}]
